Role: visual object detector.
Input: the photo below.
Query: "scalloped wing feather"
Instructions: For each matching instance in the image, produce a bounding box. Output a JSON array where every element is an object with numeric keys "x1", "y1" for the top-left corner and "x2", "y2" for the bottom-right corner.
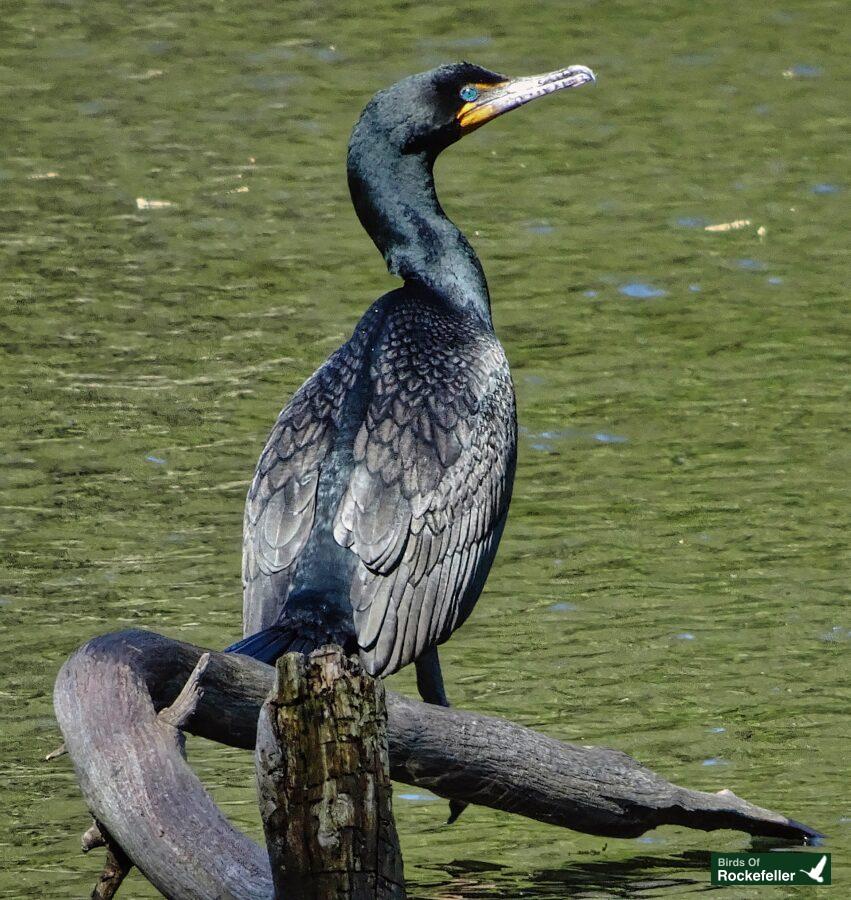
[
  {"x1": 242, "y1": 329, "x2": 369, "y2": 635},
  {"x1": 333, "y1": 304, "x2": 516, "y2": 676}
]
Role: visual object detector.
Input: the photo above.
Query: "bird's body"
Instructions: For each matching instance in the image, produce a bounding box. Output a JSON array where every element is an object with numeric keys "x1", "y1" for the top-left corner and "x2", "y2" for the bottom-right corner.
[
  {"x1": 242, "y1": 287, "x2": 515, "y2": 677},
  {"x1": 227, "y1": 60, "x2": 595, "y2": 699}
]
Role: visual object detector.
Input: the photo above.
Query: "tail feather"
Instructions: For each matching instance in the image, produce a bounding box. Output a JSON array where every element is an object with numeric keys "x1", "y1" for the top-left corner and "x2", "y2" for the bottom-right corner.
[
  {"x1": 224, "y1": 626, "x2": 301, "y2": 664},
  {"x1": 224, "y1": 590, "x2": 358, "y2": 665}
]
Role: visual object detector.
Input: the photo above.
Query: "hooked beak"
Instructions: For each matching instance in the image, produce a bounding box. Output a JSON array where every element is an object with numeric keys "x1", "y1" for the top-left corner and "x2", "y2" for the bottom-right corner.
[{"x1": 457, "y1": 65, "x2": 596, "y2": 133}]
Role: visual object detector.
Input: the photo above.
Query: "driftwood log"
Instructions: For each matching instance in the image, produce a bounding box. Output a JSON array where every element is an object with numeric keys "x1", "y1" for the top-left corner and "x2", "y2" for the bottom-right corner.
[
  {"x1": 53, "y1": 629, "x2": 819, "y2": 899},
  {"x1": 258, "y1": 649, "x2": 405, "y2": 899}
]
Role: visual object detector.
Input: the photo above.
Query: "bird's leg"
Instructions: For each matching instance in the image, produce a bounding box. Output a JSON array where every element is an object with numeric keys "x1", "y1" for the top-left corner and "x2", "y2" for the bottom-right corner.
[
  {"x1": 414, "y1": 648, "x2": 466, "y2": 823},
  {"x1": 414, "y1": 646, "x2": 450, "y2": 707}
]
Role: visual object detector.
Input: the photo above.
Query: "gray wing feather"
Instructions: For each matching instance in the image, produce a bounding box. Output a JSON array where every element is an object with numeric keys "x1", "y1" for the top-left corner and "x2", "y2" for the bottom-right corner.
[
  {"x1": 333, "y1": 304, "x2": 516, "y2": 676},
  {"x1": 242, "y1": 330, "x2": 368, "y2": 635}
]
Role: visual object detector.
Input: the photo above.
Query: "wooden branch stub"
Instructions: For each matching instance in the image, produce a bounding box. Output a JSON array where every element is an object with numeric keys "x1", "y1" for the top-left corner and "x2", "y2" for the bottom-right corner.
[
  {"x1": 91, "y1": 845, "x2": 133, "y2": 900},
  {"x1": 256, "y1": 647, "x2": 406, "y2": 900},
  {"x1": 153, "y1": 650, "x2": 210, "y2": 759},
  {"x1": 81, "y1": 821, "x2": 106, "y2": 853},
  {"x1": 82, "y1": 820, "x2": 133, "y2": 900},
  {"x1": 45, "y1": 742, "x2": 67, "y2": 761}
]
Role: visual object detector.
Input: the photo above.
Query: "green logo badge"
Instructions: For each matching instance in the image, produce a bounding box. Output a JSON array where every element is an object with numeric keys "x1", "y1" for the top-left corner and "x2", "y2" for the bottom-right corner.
[{"x1": 711, "y1": 852, "x2": 831, "y2": 886}]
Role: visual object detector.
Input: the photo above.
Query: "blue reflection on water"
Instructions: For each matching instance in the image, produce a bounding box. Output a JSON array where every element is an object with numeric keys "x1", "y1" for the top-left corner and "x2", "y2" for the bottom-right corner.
[
  {"x1": 593, "y1": 432, "x2": 628, "y2": 444},
  {"x1": 675, "y1": 216, "x2": 708, "y2": 229},
  {"x1": 788, "y1": 64, "x2": 823, "y2": 77},
  {"x1": 524, "y1": 426, "x2": 629, "y2": 452},
  {"x1": 526, "y1": 221, "x2": 554, "y2": 235},
  {"x1": 821, "y1": 626, "x2": 851, "y2": 642},
  {"x1": 619, "y1": 282, "x2": 666, "y2": 299},
  {"x1": 549, "y1": 602, "x2": 578, "y2": 612}
]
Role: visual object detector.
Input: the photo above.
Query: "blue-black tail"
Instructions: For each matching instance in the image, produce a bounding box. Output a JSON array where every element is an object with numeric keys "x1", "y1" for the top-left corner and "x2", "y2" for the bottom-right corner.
[
  {"x1": 224, "y1": 591, "x2": 357, "y2": 665},
  {"x1": 224, "y1": 625, "x2": 314, "y2": 664}
]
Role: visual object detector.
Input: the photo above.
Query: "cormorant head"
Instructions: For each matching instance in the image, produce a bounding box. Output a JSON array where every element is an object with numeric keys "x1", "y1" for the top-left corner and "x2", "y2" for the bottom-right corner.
[{"x1": 352, "y1": 61, "x2": 596, "y2": 160}]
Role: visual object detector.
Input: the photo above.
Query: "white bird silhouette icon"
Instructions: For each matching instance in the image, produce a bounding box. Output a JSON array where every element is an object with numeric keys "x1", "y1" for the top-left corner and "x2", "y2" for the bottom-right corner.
[{"x1": 800, "y1": 855, "x2": 828, "y2": 883}]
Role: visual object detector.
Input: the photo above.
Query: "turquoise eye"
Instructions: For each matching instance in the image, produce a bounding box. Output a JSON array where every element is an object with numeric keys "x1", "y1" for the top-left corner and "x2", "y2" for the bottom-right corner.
[{"x1": 459, "y1": 86, "x2": 479, "y2": 102}]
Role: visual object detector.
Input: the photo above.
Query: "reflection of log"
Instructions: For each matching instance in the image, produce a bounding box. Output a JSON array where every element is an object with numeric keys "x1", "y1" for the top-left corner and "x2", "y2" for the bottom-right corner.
[
  {"x1": 54, "y1": 629, "x2": 820, "y2": 899},
  {"x1": 258, "y1": 649, "x2": 405, "y2": 899}
]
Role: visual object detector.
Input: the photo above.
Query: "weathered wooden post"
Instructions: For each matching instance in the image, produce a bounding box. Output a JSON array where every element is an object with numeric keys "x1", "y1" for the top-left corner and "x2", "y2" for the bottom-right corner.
[{"x1": 256, "y1": 647, "x2": 406, "y2": 900}]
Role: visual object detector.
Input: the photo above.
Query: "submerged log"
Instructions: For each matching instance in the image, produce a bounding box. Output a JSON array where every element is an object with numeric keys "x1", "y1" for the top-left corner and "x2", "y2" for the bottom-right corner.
[
  {"x1": 257, "y1": 649, "x2": 405, "y2": 899},
  {"x1": 53, "y1": 629, "x2": 820, "y2": 899}
]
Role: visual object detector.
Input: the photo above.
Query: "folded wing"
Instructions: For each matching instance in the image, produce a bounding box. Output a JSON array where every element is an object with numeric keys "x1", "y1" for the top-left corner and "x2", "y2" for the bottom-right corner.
[
  {"x1": 333, "y1": 306, "x2": 516, "y2": 675},
  {"x1": 242, "y1": 331, "x2": 368, "y2": 635}
]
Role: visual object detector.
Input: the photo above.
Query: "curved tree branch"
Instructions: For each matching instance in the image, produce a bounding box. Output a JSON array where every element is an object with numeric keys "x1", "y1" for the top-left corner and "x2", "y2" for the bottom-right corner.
[{"x1": 54, "y1": 629, "x2": 820, "y2": 899}]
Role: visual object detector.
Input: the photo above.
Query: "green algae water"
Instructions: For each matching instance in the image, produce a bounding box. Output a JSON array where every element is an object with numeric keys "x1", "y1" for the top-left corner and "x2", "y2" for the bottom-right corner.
[{"x1": 1, "y1": 1, "x2": 848, "y2": 896}]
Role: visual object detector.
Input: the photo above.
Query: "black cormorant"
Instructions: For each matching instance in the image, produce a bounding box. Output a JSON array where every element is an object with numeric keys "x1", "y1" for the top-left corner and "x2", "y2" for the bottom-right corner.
[{"x1": 226, "y1": 62, "x2": 595, "y2": 709}]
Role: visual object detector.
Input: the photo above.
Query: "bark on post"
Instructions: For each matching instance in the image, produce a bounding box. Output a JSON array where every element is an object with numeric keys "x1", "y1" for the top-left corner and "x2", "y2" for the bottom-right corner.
[{"x1": 256, "y1": 648, "x2": 405, "y2": 900}]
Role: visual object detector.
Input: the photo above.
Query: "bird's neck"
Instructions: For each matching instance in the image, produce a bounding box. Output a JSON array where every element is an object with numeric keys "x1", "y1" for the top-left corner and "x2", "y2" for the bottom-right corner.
[{"x1": 347, "y1": 140, "x2": 492, "y2": 323}]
